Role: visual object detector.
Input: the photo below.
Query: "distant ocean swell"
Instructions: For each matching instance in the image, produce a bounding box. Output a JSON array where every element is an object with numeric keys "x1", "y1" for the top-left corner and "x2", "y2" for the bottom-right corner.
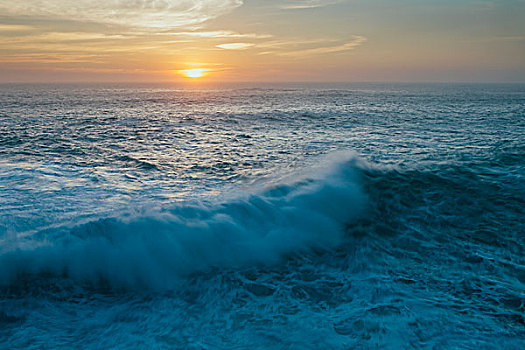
[{"x1": 0, "y1": 153, "x2": 369, "y2": 290}]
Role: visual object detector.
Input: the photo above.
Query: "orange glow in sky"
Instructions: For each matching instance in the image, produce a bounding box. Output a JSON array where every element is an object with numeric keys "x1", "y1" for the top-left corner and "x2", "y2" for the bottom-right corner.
[{"x1": 0, "y1": 1, "x2": 524, "y2": 83}]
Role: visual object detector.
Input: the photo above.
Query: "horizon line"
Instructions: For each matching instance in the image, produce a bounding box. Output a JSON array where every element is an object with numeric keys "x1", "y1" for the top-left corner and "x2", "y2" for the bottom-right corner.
[{"x1": 1, "y1": 80, "x2": 525, "y2": 85}]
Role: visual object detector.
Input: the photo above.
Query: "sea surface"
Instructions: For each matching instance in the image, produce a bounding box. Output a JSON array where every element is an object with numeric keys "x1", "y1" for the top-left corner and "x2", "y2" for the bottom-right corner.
[{"x1": 0, "y1": 83, "x2": 524, "y2": 349}]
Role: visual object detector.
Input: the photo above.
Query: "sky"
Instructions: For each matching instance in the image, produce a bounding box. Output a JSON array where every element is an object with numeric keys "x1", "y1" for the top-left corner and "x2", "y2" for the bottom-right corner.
[{"x1": 0, "y1": 0, "x2": 524, "y2": 83}]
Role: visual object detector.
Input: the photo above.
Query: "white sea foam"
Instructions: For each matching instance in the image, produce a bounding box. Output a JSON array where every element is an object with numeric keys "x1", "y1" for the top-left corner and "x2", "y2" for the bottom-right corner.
[{"x1": 0, "y1": 152, "x2": 366, "y2": 290}]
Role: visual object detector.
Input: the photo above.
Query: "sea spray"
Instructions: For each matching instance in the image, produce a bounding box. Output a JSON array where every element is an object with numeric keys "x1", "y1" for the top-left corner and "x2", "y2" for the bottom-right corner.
[{"x1": 0, "y1": 153, "x2": 367, "y2": 290}]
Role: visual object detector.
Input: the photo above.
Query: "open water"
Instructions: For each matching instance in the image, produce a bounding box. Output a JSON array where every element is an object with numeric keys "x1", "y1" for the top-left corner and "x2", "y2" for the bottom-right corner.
[{"x1": 0, "y1": 83, "x2": 524, "y2": 348}]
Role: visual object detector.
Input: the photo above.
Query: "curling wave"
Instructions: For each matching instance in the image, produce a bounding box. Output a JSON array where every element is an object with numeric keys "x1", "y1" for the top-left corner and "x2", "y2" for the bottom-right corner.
[{"x1": 0, "y1": 152, "x2": 367, "y2": 290}]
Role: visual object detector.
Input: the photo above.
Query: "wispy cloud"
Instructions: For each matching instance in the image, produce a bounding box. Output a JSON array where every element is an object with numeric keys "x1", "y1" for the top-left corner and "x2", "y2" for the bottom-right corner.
[
  {"x1": 216, "y1": 42, "x2": 254, "y2": 49},
  {"x1": 0, "y1": 24, "x2": 34, "y2": 32},
  {"x1": 465, "y1": 36, "x2": 525, "y2": 43},
  {"x1": 280, "y1": 0, "x2": 343, "y2": 10},
  {"x1": 167, "y1": 31, "x2": 271, "y2": 39},
  {"x1": 0, "y1": 52, "x2": 108, "y2": 64},
  {"x1": 1, "y1": 32, "x2": 128, "y2": 44},
  {"x1": 0, "y1": 0, "x2": 244, "y2": 29},
  {"x1": 259, "y1": 36, "x2": 366, "y2": 57},
  {"x1": 256, "y1": 38, "x2": 333, "y2": 50}
]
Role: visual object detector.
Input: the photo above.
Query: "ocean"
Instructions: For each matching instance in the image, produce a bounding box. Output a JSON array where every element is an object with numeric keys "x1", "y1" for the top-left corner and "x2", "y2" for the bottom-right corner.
[{"x1": 0, "y1": 83, "x2": 523, "y2": 349}]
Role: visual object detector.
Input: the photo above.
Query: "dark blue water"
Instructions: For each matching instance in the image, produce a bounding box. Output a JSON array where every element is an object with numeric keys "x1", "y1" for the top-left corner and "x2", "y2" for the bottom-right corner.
[{"x1": 1, "y1": 83, "x2": 524, "y2": 348}]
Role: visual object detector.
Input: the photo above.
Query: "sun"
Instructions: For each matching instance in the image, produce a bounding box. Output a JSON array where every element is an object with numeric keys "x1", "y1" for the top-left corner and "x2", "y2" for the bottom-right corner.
[{"x1": 180, "y1": 68, "x2": 208, "y2": 78}]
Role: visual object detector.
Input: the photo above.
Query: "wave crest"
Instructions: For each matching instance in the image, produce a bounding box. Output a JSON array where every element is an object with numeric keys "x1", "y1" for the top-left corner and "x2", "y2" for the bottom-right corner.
[{"x1": 0, "y1": 152, "x2": 367, "y2": 290}]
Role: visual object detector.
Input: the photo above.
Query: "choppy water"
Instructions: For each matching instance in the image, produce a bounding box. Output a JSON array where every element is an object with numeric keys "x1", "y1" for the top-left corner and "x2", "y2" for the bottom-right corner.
[{"x1": 0, "y1": 83, "x2": 524, "y2": 349}]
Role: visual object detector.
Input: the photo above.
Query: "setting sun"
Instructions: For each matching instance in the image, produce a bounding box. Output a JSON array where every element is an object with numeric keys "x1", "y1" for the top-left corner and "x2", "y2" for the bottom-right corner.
[{"x1": 180, "y1": 68, "x2": 208, "y2": 78}]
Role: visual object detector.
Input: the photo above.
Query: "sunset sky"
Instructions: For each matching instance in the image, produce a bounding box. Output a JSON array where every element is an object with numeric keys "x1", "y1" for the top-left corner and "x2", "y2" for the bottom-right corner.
[{"x1": 1, "y1": 0, "x2": 524, "y2": 82}]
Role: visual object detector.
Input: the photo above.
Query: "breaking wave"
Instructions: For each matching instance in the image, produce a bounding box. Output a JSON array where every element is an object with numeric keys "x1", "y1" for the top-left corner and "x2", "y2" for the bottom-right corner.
[{"x1": 0, "y1": 152, "x2": 367, "y2": 290}]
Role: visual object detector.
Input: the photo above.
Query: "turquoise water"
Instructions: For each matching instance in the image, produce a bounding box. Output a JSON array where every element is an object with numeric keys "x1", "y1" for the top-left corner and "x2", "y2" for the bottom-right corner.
[{"x1": 0, "y1": 83, "x2": 524, "y2": 348}]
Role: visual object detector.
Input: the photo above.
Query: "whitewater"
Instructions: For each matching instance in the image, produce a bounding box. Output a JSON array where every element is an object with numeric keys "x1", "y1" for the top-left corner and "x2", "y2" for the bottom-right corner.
[{"x1": 0, "y1": 83, "x2": 523, "y2": 348}]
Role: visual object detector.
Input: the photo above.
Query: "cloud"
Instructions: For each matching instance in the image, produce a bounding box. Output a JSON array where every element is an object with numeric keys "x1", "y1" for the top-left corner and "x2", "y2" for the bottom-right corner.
[
  {"x1": 0, "y1": 24, "x2": 34, "y2": 32},
  {"x1": 0, "y1": 52, "x2": 107, "y2": 64},
  {"x1": 280, "y1": 0, "x2": 343, "y2": 10},
  {"x1": 167, "y1": 30, "x2": 270, "y2": 39},
  {"x1": 216, "y1": 42, "x2": 254, "y2": 49},
  {"x1": 2, "y1": 32, "x2": 127, "y2": 43},
  {"x1": 260, "y1": 36, "x2": 366, "y2": 57},
  {"x1": 467, "y1": 36, "x2": 525, "y2": 43},
  {"x1": 0, "y1": 0, "x2": 244, "y2": 28}
]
